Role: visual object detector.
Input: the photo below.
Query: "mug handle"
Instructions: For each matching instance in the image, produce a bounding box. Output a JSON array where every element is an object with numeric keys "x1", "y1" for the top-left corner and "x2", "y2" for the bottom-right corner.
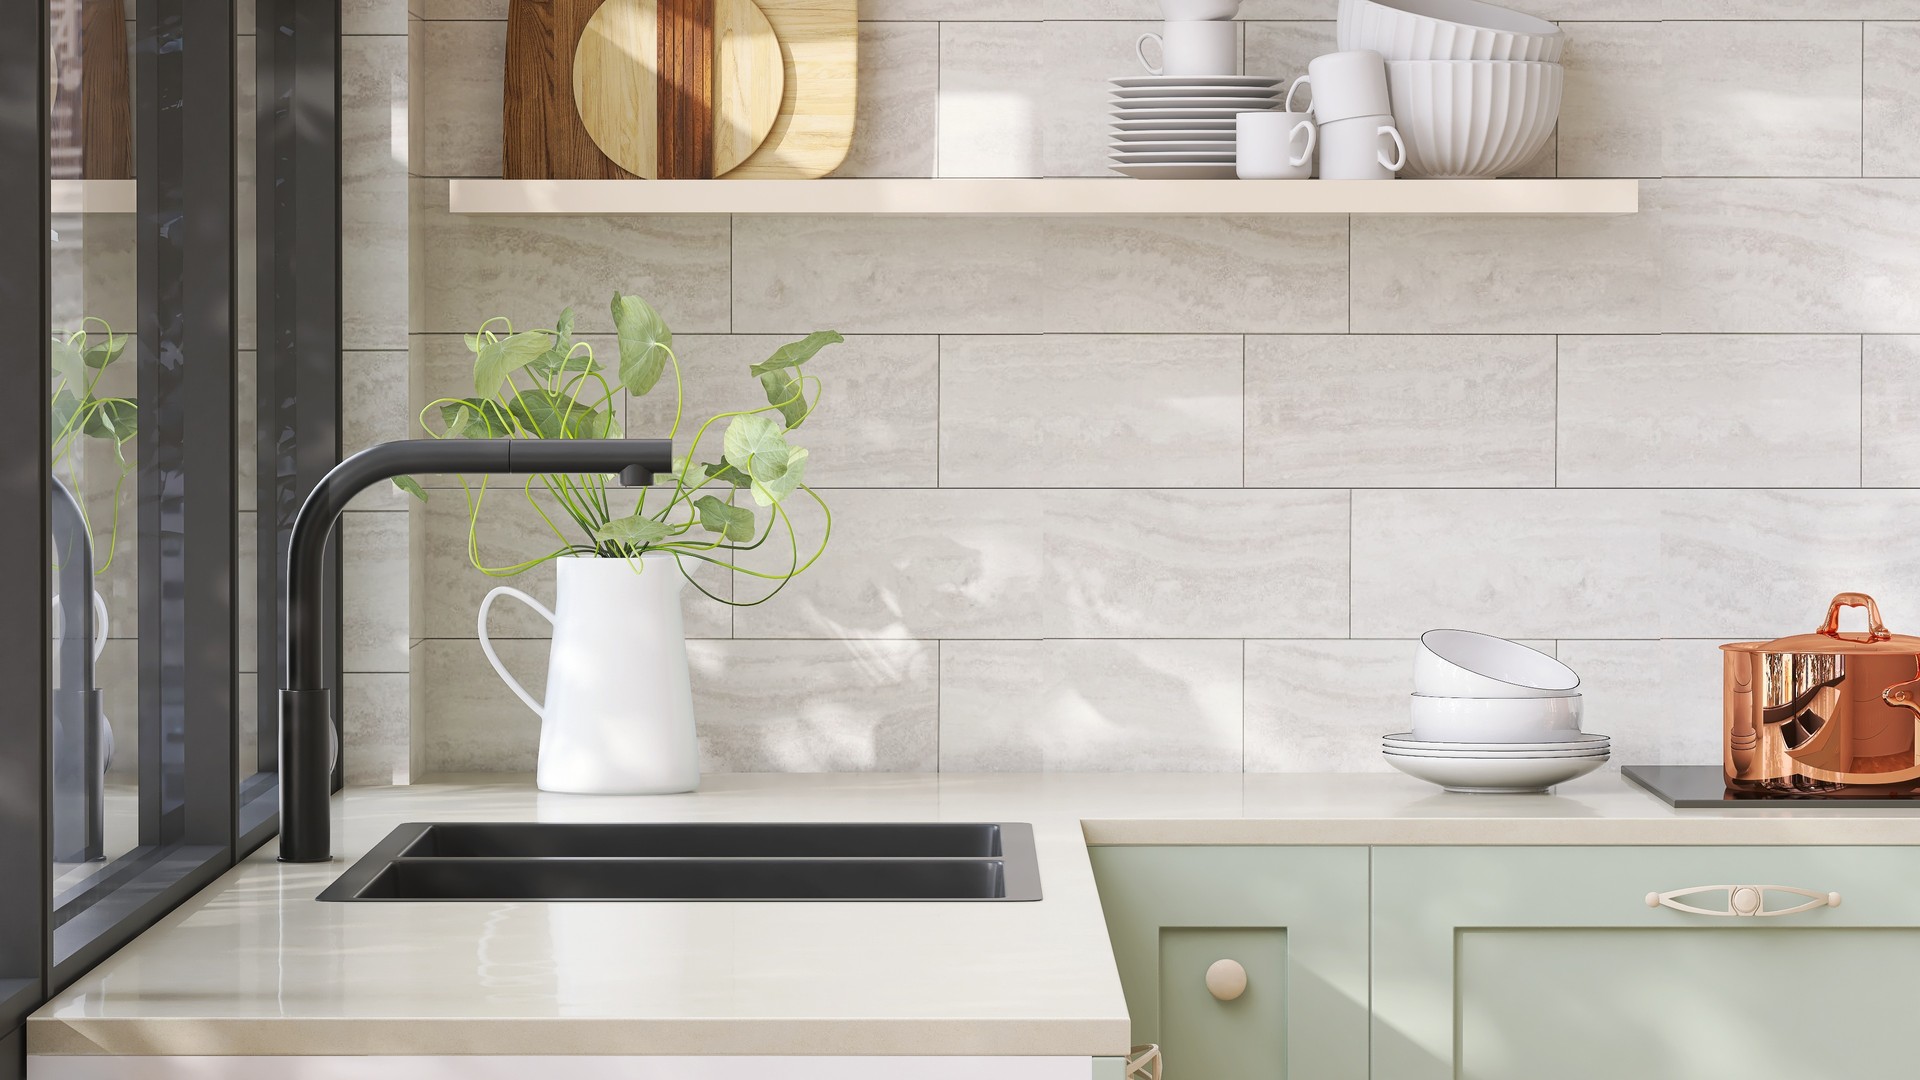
[
  {"x1": 1289, "y1": 119, "x2": 1317, "y2": 168},
  {"x1": 478, "y1": 586, "x2": 556, "y2": 720},
  {"x1": 1376, "y1": 124, "x2": 1406, "y2": 172},
  {"x1": 1135, "y1": 33, "x2": 1164, "y2": 76},
  {"x1": 1284, "y1": 74, "x2": 1311, "y2": 115}
]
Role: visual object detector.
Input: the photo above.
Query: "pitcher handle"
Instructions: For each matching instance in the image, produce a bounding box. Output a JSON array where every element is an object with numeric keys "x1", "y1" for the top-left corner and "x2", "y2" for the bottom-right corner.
[{"x1": 478, "y1": 587, "x2": 556, "y2": 719}]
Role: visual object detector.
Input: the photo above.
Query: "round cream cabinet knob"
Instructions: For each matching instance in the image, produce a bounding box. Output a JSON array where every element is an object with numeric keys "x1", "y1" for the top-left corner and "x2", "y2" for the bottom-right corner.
[
  {"x1": 1205, "y1": 959, "x2": 1247, "y2": 1001},
  {"x1": 1730, "y1": 886, "x2": 1762, "y2": 916}
]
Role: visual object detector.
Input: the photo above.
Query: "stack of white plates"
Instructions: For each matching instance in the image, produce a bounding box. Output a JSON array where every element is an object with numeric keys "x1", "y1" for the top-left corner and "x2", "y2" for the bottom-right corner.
[
  {"x1": 1109, "y1": 75, "x2": 1281, "y2": 179},
  {"x1": 1383, "y1": 629, "x2": 1612, "y2": 793}
]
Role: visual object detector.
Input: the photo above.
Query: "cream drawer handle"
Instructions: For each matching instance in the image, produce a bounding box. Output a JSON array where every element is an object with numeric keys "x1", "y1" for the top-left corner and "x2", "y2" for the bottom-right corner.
[
  {"x1": 1645, "y1": 884, "x2": 1841, "y2": 918},
  {"x1": 1205, "y1": 958, "x2": 1247, "y2": 1001}
]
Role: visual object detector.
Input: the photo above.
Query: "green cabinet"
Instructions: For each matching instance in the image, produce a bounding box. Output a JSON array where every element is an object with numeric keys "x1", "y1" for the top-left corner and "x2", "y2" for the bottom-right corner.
[
  {"x1": 1089, "y1": 847, "x2": 1370, "y2": 1080},
  {"x1": 1371, "y1": 846, "x2": 1920, "y2": 1080}
]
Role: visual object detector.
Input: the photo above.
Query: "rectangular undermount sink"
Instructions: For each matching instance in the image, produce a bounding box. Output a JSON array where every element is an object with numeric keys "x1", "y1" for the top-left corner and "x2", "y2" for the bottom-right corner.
[{"x1": 318, "y1": 822, "x2": 1042, "y2": 902}]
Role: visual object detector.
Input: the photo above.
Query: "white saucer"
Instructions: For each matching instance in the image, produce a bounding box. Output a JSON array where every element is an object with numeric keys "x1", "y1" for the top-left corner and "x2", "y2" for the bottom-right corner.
[
  {"x1": 1111, "y1": 140, "x2": 1241, "y2": 154},
  {"x1": 1111, "y1": 130, "x2": 1237, "y2": 143},
  {"x1": 1383, "y1": 751, "x2": 1608, "y2": 793},
  {"x1": 1111, "y1": 75, "x2": 1283, "y2": 89},
  {"x1": 1110, "y1": 151, "x2": 1238, "y2": 163},
  {"x1": 1112, "y1": 97, "x2": 1281, "y2": 110},
  {"x1": 1109, "y1": 162, "x2": 1239, "y2": 179},
  {"x1": 1385, "y1": 746, "x2": 1609, "y2": 759},
  {"x1": 1113, "y1": 107, "x2": 1273, "y2": 120},
  {"x1": 1383, "y1": 733, "x2": 1609, "y2": 753},
  {"x1": 1112, "y1": 86, "x2": 1281, "y2": 100},
  {"x1": 1112, "y1": 118, "x2": 1240, "y2": 132}
]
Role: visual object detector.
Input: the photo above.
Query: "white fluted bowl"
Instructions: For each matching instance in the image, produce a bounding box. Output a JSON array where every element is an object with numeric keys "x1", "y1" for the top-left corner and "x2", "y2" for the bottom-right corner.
[
  {"x1": 1385, "y1": 60, "x2": 1563, "y2": 178},
  {"x1": 1338, "y1": 0, "x2": 1565, "y2": 62}
]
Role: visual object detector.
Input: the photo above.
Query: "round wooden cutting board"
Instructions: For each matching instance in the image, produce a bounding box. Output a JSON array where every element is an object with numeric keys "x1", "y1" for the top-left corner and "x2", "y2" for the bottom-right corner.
[{"x1": 573, "y1": 0, "x2": 785, "y2": 179}]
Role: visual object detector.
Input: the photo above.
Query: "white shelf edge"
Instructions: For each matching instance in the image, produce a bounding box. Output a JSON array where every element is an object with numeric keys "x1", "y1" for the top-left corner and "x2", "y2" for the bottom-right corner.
[
  {"x1": 51, "y1": 179, "x2": 136, "y2": 214},
  {"x1": 448, "y1": 177, "x2": 1639, "y2": 216}
]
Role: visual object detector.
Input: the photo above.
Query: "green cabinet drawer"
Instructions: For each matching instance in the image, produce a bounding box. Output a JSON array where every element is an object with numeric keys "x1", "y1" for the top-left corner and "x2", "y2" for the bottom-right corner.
[
  {"x1": 1372, "y1": 846, "x2": 1920, "y2": 1080},
  {"x1": 1090, "y1": 846, "x2": 1369, "y2": 1080}
]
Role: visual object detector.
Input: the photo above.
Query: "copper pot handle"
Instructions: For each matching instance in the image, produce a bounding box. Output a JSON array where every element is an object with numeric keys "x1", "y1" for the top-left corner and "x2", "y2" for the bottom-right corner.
[{"x1": 1819, "y1": 592, "x2": 1891, "y2": 642}]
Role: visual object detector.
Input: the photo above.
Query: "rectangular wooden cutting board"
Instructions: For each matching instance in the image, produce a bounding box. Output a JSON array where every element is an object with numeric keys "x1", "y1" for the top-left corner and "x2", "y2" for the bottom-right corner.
[{"x1": 503, "y1": 0, "x2": 855, "y2": 181}]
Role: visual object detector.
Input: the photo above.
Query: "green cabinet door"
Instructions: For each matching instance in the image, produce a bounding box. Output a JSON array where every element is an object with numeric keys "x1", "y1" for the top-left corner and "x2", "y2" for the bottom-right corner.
[
  {"x1": 1372, "y1": 846, "x2": 1920, "y2": 1080},
  {"x1": 1089, "y1": 846, "x2": 1369, "y2": 1080}
]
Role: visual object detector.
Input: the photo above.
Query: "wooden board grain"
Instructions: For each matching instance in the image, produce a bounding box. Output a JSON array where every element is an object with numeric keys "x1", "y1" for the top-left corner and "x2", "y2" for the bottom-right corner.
[
  {"x1": 573, "y1": 0, "x2": 781, "y2": 180},
  {"x1": 50, "y1": 0, "x2": 132, "y2": 180},
  {"x1": 504, "y1": 0, "x2": 634, "y2": 180},
  {"x1": 725, "y1": 0, "x2": 856, "y2": 179}
]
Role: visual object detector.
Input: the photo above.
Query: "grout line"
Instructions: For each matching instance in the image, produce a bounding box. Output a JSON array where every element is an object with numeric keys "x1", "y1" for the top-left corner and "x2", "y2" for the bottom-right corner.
[
  {"x1": 1553, "y1": 335, "x2": 1560, "y2": 487},
  {"x1": 935, "y1": 336, "x2": 944, "y2": 486},
  {"x1": 1346, "y1": 489, "x2": 1354, "y2": 639},
  {"x1": 934, "y1": 641, "x2": 942, "y2": 772},
  {"x1": 1240, "y1": 335, "x2": 1248, "y2": 487},
  {"x1": 1861, "y1": 335, "x2": 1867, "y2": 487},
  {"x1": 1239, "y1": 637, "x2": 1247, "y2": 770},
  {"x1": 1861, "y1": 21, "x2": 1867, "y2": 179}
]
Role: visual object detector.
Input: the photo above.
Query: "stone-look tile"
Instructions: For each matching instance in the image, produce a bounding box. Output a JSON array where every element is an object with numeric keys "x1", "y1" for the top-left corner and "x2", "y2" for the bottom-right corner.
[
  {"x1": 1865, "y1": 22, "x2": 1920, "y2": 177},
  {"x1": 343, "y1": 673, "x2": 413, "y2": 786},
  {"x1": 344, "y1": 186, "x2": 410, "y2": 351},
  {"x1": 416, "y1": 637, "x2": 935, "y2": 774},
  {"x1": 1243, "y1": 21, "x2": 1337, "y2": 83},
  {"x1": 96, "y1": 639, "x2": 138, "y2": 783},
  {"x1": 422, "y1": 20, "x2": 503, "y2": 177},
  {"x1": 1661, "y1": 180, "x2": 1920, "y2": 333},
  {"x1": 1507, "y1": 129, "x2": 1559, "y2": 179},
  {"x1": 420, "y1": 183, "x2": 731, "y2": 334},
  {"x1": 1661, "y1": 490, "x2": 1920, "y2": 639},
  {"x1": 1041, "y1": 20, "x2": 1154, "y2": 179},
  {"x1": 732, "y1": 488, "x2": 1044, "y2": 639},
  {"x1": 344, "y1": 512, "x2": 411, "y2": 673},
  {"x1": 940, "y1": 334, "x2": 1244, "y2": 488},
  {"x1": 237, "y1": 36, "x2": 257, "y2": 351},
  {"x1": 417, "y1": 638, "x2": 543, "y2": 772},
  {"x1": 1351, "y1": 490, "x2": 1661, "y2": 639},
  {"x1": 1352, "y1": 209, "x2": 1659, "y2": 333},
  {"x1": 630, "y1": 335, "x2": 941, "y2": 488},
  {"x1": 49, "y1": 213, "x2": 135, "y2": 335},
  {"x1": 1864, "y1": 336, "x2": 1920, "y2": 486},
  {"x1": 344, "y1": 353, "x2": 418, "y2": 508},
  {"x1": 344, "y1": 0, "x2": 410, "y2": 35},
  {"x1": 419, "y1": 493, "x2": 734, "y2": 641},
  {"x1": 1045, "y1": 489, "x2": 1349, "y2": 637},
  {"x1": 689, "y1": 640, "x2": 938, "y2": 771},
  {"x1": 1557, "y1": 640, "x2": 1723, "y2": 768},
  {"x1": 1245, "y1": 335, "x2": 1556, "y2": 487},
  {"x1": 731, "y1": 216, "x2": 1044, "y2": 334},
  {"x1": 1663, "y1": 22, "x2": 1862, "y2": 178},
  {"x1": 1245, "y1": 640, "x2": 1409, "y2": 772},
  {"x1": 939, "y1": 639, "x2": 1244, "y2": 772},
  {"x1": 237, "y1": 351, "x2": 257, "y2": 513},
  {"x1": 832, "y1": 24, "x2": 939, "y2": 178},
  {"x1": 238, "y1": 512, "x2": 258, "y2": 674},
  {"x1": 344, "y1": 35, "x2": 409, "y2": 193},
  {"x1": 238, "y1": 672, "x2": 258, "y2": 783},
  {"x1": 939, "y1": 22, "x2": 1047, "y2": 178},
  {"x1": 1556, "y1": 22, "x2": 1662, "y2": 178},
  {"x1": 1558, "y1": 334, "x2": 1862, "y2": 488},
  {"x1": 1042, "y1": 216, "x2": 1349, "y2": 333}
]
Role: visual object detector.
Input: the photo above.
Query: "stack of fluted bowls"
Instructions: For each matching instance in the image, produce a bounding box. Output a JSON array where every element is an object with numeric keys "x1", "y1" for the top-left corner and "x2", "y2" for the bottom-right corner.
[
  {"x1": 1384, "y1": 630, "x2": 1611, "y2": 793},
  {"x1": 1338, "y1": 0, "x2": 1565, "y2": 178}
]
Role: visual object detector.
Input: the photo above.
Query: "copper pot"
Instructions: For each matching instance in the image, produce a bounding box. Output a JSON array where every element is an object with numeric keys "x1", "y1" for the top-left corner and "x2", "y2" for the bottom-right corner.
[{"x1": 1723, "y1": 593, "x2": 1920, "y2": 794}]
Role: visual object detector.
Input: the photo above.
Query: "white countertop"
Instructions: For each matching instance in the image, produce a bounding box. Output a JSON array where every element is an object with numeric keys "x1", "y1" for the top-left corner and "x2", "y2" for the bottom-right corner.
[{"x1": 31, "y1": 771, "x2": 1920, "y2": 1058}]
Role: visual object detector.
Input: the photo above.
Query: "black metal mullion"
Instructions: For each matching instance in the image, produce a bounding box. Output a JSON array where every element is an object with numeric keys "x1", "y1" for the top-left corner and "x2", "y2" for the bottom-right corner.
[{"x1": 0, "y1": 0, "x2": 52, "y2": 1064}]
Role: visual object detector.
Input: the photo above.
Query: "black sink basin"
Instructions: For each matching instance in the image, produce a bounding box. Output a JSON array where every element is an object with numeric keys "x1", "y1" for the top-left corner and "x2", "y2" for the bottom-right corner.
[{"x1": 319, "y1": 822, "x2": 1042, "y2": 902}]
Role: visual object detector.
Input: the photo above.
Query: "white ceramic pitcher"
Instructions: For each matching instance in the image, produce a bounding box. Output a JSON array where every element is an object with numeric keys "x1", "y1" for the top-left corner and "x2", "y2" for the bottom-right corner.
[{"x1": 479, "y1": 553, "x2": 700, "y2": 794}]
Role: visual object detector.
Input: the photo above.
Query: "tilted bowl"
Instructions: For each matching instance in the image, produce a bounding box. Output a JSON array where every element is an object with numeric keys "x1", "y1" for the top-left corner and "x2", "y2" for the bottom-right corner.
[{"x1": 1415, "y1": 628, "x2": 1581, "y2": 698}]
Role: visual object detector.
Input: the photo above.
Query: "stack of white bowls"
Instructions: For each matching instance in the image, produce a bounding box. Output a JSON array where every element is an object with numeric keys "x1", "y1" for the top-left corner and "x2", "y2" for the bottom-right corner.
[
  {"x1": 1384, "y1": 629, "x2": 1611, "y2": 793},
  {"x1": 1338, "y1": 0, "x2": 1565, "y2": 178}
]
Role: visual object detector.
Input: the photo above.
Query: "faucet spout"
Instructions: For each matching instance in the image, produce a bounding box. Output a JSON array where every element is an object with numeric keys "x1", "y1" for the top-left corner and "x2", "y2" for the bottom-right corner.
[{"x1": 278, "y1": 438, "x2": 673, "y2": 862}]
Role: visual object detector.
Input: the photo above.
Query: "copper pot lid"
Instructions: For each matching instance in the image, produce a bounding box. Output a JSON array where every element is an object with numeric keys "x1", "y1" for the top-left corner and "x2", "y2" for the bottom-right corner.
[{"x1": 1722, "y1": 592, "x2": 1920, "y2": 655}]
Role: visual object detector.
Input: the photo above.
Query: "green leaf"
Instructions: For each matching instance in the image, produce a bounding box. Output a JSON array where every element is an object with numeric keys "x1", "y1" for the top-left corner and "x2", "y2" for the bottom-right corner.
[
  {"x1": 694, "y1": 495, "x2": 756, "y2": 542},
  {"x1": 592, "y1": 515, "x2": 673, "y2": 549},
  {"x1": 463, "y1": 331, "x2": 484, "y2": 354},
  {"x1": 748, "y1": 331, "x2": 843, "y2": 378},
  {"x1": 759, "y1": 368, "x2": 808, "y2": 429},
  {"x1": 526, "y1": 347, "x2": 604, "y2": 383},
  {"x1": 391, "y1": 476, "x2": 430, "y2": 502},
  {"x1": 82, "y1": 398, "x2": 137, "y2": 444},
  {"x1": 50, "y1": 389, "x2": 82, "y2": 437},
  {"x1": 82, "y1": 333, "x2": 126, "y2": 369},
  {"x1": 474, "y1": 330, "x2": 555, "y2": 398},
  {"x1": 685, "y1": 459, "x2": 751, "y2": 489},
  {"x1": 50, "y1": 336, "x2": 86, "y2": 392},
  {"x1": 722, "y1": 413, "x2": 789, "y2": 475},
  {"x1": 507, "y1": 390, "x2": 610, "y2": 440},
  {"x1": 439, "y1": 398, "x2": 512, "y2": 438},
  {"x1": 553, "y1": 307, "x2": 576, "y2": 350},
  {"x1": 612, "y1": 293, "x2": 672, "y2": 396},
  {"x1": 749, "y1": 446, "x2": 808, "y2": 507}
]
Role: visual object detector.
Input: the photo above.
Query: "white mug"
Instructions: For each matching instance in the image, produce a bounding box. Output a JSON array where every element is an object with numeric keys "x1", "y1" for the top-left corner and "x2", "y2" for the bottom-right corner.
[
  {"x1": 1286, "y1": 50, "x2": 1393, "y2": 125},
  {"x1": 1136, "y1": 20, "x2": 1239, "y2": 77},
  {"x1": 1316, "y1": 113, "x2": 1405, "y2": 179},
  {"x1": 1162, "y1": 0, "x2": 1241, "y2": 17},
  {"x1": 1236, "y1": 110, "x2": 1315, "y2": 179}
]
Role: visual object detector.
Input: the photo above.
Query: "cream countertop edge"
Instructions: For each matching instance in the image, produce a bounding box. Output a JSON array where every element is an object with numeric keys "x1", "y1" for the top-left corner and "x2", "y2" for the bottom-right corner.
[{"x1": 29, "y1": 772, "x2": 1920, "y2": 1059}]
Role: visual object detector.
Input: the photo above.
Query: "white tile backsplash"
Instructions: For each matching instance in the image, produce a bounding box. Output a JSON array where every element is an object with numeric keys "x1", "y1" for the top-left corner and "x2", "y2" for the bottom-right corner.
[{"x1": 374, "y1": 6, "x2": 1920, "y2": 776}]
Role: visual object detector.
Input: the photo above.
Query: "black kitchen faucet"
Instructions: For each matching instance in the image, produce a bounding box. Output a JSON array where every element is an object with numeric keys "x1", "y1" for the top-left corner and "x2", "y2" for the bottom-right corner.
[{"x1": 276, "y1": 439, "x2": 673, "y2": 863}]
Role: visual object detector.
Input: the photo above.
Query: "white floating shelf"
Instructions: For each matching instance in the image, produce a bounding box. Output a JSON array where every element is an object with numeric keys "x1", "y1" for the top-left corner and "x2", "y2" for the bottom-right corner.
[
  {"x1": 51, "y1": 179, "x2": 136, "y2": 214},
  {"x1": 448, "y1": 177, "x2": 1638, "y2": 216}
]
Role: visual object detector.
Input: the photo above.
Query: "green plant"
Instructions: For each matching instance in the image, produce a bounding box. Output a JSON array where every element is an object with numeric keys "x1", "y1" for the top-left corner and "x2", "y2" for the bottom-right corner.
[
  {"x1": 400, "y1": 292, "x2": 838, "y2": 607},
  {"x1": 50, "y1": 318, "x2": 136, "y2": 575}
]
